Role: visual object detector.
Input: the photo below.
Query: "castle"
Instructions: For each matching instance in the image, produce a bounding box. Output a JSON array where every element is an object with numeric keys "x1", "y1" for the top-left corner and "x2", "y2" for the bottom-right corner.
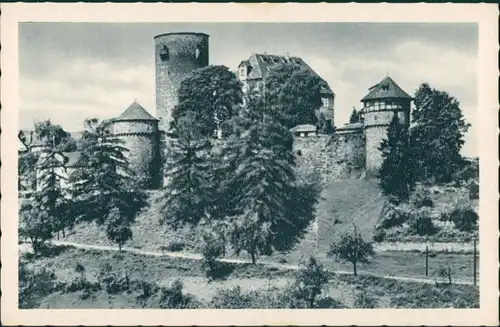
[{"x1": 20, "y1": 31, "x2": 413, "y2": 191}]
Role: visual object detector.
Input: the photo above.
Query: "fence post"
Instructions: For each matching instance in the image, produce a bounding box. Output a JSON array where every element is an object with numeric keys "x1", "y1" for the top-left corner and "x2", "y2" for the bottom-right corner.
[
  {"x1": 425, "y1": 245, "x2": 429, "y2": 277},
  {"x1": 473, "y1": 238, "x2": 477, "y2": 286}
]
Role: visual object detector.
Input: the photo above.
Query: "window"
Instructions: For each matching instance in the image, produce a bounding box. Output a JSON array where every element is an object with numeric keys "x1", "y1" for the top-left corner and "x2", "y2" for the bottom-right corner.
[
  {"x1": 374, "y1": 115, "x2": 378, "y2": 121},
  {"x1": 322, "y1": 98, "x2": 329, "y2": 107},
  {"x1": 239, "y1": 67, "x2": 247, "y2": 78},
  {"x1": 159, "y1": 45, "x2": 169, "y2": 62}
]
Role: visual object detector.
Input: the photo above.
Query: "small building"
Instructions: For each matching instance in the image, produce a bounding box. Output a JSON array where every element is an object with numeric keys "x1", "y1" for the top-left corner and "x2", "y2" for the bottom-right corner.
[{"x1": 290, "y1": 124, "x2": 318, "y2": 137}]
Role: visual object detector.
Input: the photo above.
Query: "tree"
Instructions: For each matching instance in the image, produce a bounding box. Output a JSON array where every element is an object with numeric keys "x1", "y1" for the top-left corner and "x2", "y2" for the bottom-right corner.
[
  {"x1": 316, "y1": 113, "x2": 335, "y2": 134},
  {"x1": 411, "y1": 83, "x2": 471, "y2": 183},
  {"x1": 69, "y1": 119, "x2": 147, "y2": 246},
  {"x1": 18, "y1": 150, "x2": 39, "y2": 191},
  {"x1": 171, "y1": 65, "x2": 243, "y2": 138},
  {"x1": 378, "y1": 113, "x2": 415, "y2": 202},
  {"x1": 327, "y1": 225, "x2": 374, "y2": 276},
  {"x1": 34, "y1": 119, "x2": 77, "y2": 152},
  {"x1": 291, "y1": 256, "x2": 329, "y2": 308},
  {"x1": 19, "y1": 198, "x2": 54, "y2": 256},
  {"x1": 225, "y1": 95, "x2": 318, "y2": 263},
  {"x1": 349, "y1": 107, "x2": 361, "y2": 124},
  {"x1": 265, "y1": 64, "x2": 323, "y2": 129}
]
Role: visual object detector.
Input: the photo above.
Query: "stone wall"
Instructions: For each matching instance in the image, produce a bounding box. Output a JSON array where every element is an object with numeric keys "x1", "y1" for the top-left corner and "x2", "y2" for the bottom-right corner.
[{"x1": 293, "y1": 131, "x2": 365, "y2": 184}]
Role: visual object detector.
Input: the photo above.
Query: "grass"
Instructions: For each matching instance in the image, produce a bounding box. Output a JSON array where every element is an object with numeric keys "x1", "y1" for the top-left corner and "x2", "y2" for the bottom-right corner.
[{"x1": 20, "y1": 246, "x2": 479, "y2": 309}]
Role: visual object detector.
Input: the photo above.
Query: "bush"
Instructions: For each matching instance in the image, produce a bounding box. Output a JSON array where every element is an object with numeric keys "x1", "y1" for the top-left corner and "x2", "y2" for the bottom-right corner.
[
  {"x1": 373, "y1": 228, "x2": 386, "y2": 242},
  {"x1": 64, "y1": 277, "x2": 101, "y2": 294},
  {"x1": 354, "y1": 292, "x2": 378, "y2": 308},
  {"x1": 19, "y1": 262, "x2": 57, "y2": 308},
  {"x1": 210, "y1": 286, "x2": 254, "y2": 309},
  {"x1": 409, "y1": 216, "x2": 437, "y2": 236},
  {"x1": 135, "y1": 280, "x2": 160, "y2": 301},
  {"x1": 378, "y1": 203, "x2": 410, "y2": 229},
  {"x1": 161, "y1": 242, "x2": 188, "y2": 253},
  {"x1": 97, "y1": 265, "x2": 130, "y2": 294},
  {"x1": 445, "y1": 204, "x2": 478, "y2": 232},
  {"x1": 290, "y1": 256, "x2": 330, "y2": 308},
  {"x1": 468, "y1": 182, "x2": 479, "y2": 200},
  {"x1": 200, "y1": 228, "x2": 227, "y2": 280},
  {"x1": 410, "y1": 188, "x2": 434, "y2": 208},
  {"x1": 159, "y1": 279, "x2": 194, "y2": 309}
]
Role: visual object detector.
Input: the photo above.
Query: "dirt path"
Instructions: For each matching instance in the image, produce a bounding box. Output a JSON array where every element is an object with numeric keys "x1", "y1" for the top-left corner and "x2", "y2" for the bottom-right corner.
[{"x1": 19, "y1": 240, "x2": 476, "y2": 286}]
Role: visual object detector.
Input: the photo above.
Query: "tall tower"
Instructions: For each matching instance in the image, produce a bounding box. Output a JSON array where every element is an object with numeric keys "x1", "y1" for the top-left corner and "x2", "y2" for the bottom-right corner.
[
  {"x1": 112, "y1": 101, "x2": 162, "y2": 189},
  {"x1": 360, "y1": 76, "x2": 413, "y2": 177},
  {"x1": 154, "y1": 32, "x2": 210, "y2": 133}
]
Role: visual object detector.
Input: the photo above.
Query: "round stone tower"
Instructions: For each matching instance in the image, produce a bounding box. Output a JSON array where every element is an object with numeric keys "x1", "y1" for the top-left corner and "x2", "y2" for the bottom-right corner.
[
  {"x1": 112, "y1": 101, "x2": 162, "y2": 189},
  {"x1": 154, "y1": 32, "x2": 210, "y2": 133},
  {"x1": 360, "y1": 76, "x2": 413, "y2": 178}
]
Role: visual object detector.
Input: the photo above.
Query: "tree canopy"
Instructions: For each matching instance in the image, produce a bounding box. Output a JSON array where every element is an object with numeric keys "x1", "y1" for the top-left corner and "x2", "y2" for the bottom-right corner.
[
  {"x1": 410, "y1": 83, "x2": 470, "y2": 183},
  {"x1": 265, "y1": 64, "x2": 324, "y2": 130}
]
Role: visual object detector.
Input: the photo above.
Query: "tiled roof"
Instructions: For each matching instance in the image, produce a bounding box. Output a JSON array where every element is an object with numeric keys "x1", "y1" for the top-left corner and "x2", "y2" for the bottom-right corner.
[
  {"x1": 115, "y1": 101, "x2": 158, "y2": 121},
  {"x1": 290, "y1": 124, "x2": 317, "y2": 133},
  {"x1": 361, "y1": 76, "x2": 412, "y2": 102},
  {"x1": 240, "y1": 53, "x2": 334, "y2": 96}
]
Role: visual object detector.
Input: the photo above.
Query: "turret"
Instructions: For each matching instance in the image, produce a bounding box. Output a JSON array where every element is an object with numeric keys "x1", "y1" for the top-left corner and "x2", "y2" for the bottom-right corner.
[
  {"x1": 112, "y1": 101, "x2": 162, "y2": 189},
  {"x1": 360, "y1": 76, "x2": 412, "y2": 177}
]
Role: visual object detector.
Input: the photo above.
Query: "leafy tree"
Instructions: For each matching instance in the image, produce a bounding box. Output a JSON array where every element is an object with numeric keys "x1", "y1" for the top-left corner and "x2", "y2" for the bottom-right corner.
[
  {"x1": 290, "y1": 256, "x2": 330, "y2": 308},
  {"x1": 171, "y1": 65, "x2": 243, "y2": 138},
  {"x1": 349, "y1": 107, "x2": 361, "y2": 124},
  {"x1": 34, "y1": 119, "x2": 77, "y2": 152},
  {"x1": 69, "y1": 118, "x2": 147, "y2": 245},
  {"x1": 265, "y1": 64, "x2": 323, "y2": 129},
  {"x1": 378, "y1": 113, "x2": 415, "y2": 202},
  {"x1": 19, "y1": 198, "x2": 54, "y2": 256},
  {"x1": 105, "y1": 207, "x2": 133, "y2": 252},
  {"x1": 18, "y1": 150, "x2": 39, "y2": 191},
  {"x1": 327, "y1": 225, "x2": 374, "y2": 276},
  {"x1": 225, "y1": 95, "x2": 318, "y2": 263},
  {"x1": 411, "y1": 83, "x2": 471, "y2": 183}
]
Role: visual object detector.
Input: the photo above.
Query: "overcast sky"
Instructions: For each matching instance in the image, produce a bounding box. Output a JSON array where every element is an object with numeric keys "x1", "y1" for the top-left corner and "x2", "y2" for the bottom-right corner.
[{"x1": 19, "y1": 22, "x2": 478, "y2": 156}]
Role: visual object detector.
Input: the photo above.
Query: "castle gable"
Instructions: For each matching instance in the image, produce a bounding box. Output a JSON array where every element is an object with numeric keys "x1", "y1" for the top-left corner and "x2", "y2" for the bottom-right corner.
[{"x1": 361, "y1": 76, "x2": 412, "y2": 102}]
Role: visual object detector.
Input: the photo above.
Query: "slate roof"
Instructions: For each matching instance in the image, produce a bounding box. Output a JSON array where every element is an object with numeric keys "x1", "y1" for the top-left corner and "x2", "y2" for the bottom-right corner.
[
  {"x1": 115, "y1": 101, "x2": 158, "y2": 121},
  {"x1": 239, "y1": 53, "x2": 334, "y2": 96},
  {"x1": 361, "y1": 76, "x2": 412, "y2": 102}
]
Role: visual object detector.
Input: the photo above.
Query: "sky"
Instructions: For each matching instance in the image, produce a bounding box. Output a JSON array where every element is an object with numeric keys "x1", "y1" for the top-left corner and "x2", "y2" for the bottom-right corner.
[{"x1": 19, "y1": 22, "x2": 478, "y2": 156}]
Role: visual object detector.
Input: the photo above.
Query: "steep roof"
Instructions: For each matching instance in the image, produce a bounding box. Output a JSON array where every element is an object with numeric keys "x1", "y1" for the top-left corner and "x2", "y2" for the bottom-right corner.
[
  {"x1": 361, "y1": 76, "x2": 412, "y2": 102},
  {"x1": 240, "y1": 53, "x2": 334, "y2": 96},
  {"x1": 115, "y1": 101, "x2": 158, "y2": 121}
]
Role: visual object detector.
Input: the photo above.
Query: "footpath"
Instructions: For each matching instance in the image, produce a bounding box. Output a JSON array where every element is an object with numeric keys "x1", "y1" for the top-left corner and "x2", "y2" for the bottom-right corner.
[{"x1": 19, "y1": 240, "x2": 476, "y2": 286}]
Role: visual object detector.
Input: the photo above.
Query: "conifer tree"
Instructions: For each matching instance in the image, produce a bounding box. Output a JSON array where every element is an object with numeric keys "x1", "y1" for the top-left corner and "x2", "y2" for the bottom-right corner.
[
  {"x1": 378, "y1": 113, "x2": 415, "y2": 202},
  {"x1": 349, "y1": 108, "x2": 360, "y2": 124},
  {"x1": 69, "y1": 119, "x2": 147, "y2": 247},
  {"x1": 411, "y1": 83, "x2": 470, "y2": 183},
  {"x1": 225, "y1": 95, "x2": 318, "y2": 264}
]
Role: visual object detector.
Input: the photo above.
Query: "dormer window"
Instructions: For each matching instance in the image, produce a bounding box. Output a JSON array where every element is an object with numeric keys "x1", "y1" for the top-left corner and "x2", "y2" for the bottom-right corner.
[{"x1": 239, "y1": 66, "x2": 247, "y2": 78}]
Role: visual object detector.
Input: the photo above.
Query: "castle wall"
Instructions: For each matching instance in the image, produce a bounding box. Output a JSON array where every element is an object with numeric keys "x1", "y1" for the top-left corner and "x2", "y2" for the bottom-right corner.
[
  {"x1": 293, "y1": 131, "x2": 365, "y2": 184},
  {"x1": 155, "y1": 33, "x2": 210, "y2": 132},
  {"x1": 113, "y1": 121, "x2": 158, "y2": 134}
]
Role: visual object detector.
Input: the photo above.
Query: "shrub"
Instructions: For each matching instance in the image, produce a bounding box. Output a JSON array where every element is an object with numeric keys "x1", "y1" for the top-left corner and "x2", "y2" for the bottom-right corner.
[
  {"x1": 19, "y1": 262, "x2": 57, "y2": 308},
  {"x1": 373, "y1": 228, "x2": 386, "y2": 242},
  {"x1": 200, "y1": 228, "x2": 227, "y2": 280},
  {"x1": 290, "y1": 256, "x2": 330, "y2": 308},
  {"x1": 446, "y1": 205, "x2": 478, "y2": 232},
  {"x1": 410, "y1": 188, "x2": 434, "y2": 208},
  {"x1": 97, "y1": 265, "x2": 130, "y2": 294},
  {"x1": 354, "y1": 292, "x2": 378, "y2": 308},
  {"x1": 468, "y1": 182, "x2": 479, "y2": 200},
  {"x1": 378, "y1": 203, "x2": 410, "y2": 229},
  {"x1": 210, "y1": 286, "x2": 254, "y2": 309},
  {"x1": 409, "y1": 216, "x2": 437, "y2": 236},
  {"x1": 162, "y1": 242, "x2": 187, "y2": 252},
  {"x1": 64, "y1": 277, "x2": 101, "y2": 294},
  {"x1": 159, "y1": 279, "x2": 194, "y2": 309}
]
